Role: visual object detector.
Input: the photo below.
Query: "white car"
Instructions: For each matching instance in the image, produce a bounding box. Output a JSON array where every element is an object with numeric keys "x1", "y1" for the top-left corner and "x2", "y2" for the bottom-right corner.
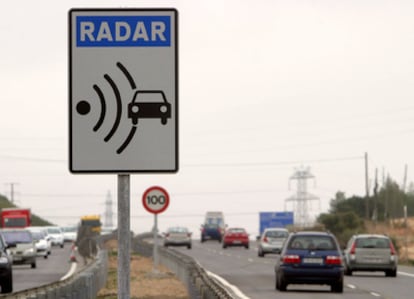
[
  {"x1": 46, "y1": 226, "x2": 64, "y2": 248},
  {"x1": 30, "y1": 230, "x2": 49, "y2": 258},
  {"x1": 61, "y1": 226, "x2": 78, "y2": 242},
  {"x1": 27, "y1": 227, "x2": 52, "y2": 255}
]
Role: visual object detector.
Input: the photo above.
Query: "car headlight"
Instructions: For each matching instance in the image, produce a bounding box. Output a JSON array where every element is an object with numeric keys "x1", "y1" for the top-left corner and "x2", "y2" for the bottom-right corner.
[
  {"x1": 160, "y1": 105, "x2": 168, "y2": 113},
  {"x1": 131, "y1": 105, "x2": 139, "y2": 113},
  {"x1": 0, "y1": 256, "x2": 9, "y2": 264},
  {"x1": 25, "y1": 248, "x2": 35, "y2": 254}
]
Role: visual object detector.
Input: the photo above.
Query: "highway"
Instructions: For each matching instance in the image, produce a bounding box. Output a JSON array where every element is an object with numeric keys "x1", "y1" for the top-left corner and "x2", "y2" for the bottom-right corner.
[
  {"x1": 9, "y1": 245, "x2": 72, "y2": 293},
  {"x1": 173, "y1": 239, "x2": 414, "y2": 299}
]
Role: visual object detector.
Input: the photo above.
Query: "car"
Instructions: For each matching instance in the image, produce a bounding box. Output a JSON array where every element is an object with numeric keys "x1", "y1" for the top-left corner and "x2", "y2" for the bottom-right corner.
[
  {"x1": 275, "y1": 231, "x2": 344, "y2": 293},
  {"x1": 258, "y1": 228, "x2": 289, "y2": 257},
  {"x1": 45, "y1": 226, "x2": 65, "y2": 248},
  {"x1": 29, "y1": 230, "x2": 49, "y2": 259},
  {"x1": 0, "y1": 234, "x2": 13, "y2": 293},
  {"x1": 222, "y1": 227, "x2": 249, "y2": 249},
  {"x1": 343, "y1": 234, "x2": 398, "y2": 277},
  {"x1": 26, "y1": 226, "x2": 52, "y2": 256},
  {"x1": 0, "y1": 228, "x2": 37, "y2": 269},
  {"x1": 128, "y1": 90, "x2": 171, "y2": 125},
  {"x1": 163, "y1": 227, "x2": 192, "y2": 249},
  {"x1": 61, "y1": 226, "x2": 78, "y2": 242},
  {"x1": 201, "y1": 211, "x2": 226, "y2": 243}
]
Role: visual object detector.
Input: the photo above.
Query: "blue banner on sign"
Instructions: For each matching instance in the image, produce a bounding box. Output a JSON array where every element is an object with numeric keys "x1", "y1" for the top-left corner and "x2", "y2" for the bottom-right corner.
[{"x1": 76, "y1": 16, "x2": 171, "y2": 47}]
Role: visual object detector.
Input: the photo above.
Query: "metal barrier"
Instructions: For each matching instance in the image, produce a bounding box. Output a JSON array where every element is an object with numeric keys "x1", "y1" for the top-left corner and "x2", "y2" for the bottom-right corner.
[
  {"x1": 2, "y1": 232, "x2": 238, "y2": 299},
  {"x1": 132, "y1": 233, "x2": 237, "y2": 299},
  {"x1": 0, "y1": 245, "x2": 108, "y2": 299}
]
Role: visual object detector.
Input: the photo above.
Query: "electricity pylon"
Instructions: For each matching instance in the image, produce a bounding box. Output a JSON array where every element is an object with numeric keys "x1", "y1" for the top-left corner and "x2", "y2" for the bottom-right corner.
[{"x1": 285, "y1": 166, "x2": 319, "y2": 227}]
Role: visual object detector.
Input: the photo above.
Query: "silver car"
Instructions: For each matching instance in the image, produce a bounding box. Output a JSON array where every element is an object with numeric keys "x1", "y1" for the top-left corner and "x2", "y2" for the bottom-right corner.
[
  {"x1": 0, "y1": 228, "x2": 37, "y2": 268},
  {"x1": 343, "y1": 234, "x2": 398, "y2": 277},
  {"x1": 163, "y1": 227, "x2": 192, "y2": 249},
  {"x1": 258, "y1": 228, "x2": 289, "y2": 257}
]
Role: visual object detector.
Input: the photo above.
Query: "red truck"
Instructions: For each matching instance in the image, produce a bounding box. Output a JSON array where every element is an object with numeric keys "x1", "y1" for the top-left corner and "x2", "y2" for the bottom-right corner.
[{"x1": 0, "y1": 208, "x2": 31, "y2": 228}]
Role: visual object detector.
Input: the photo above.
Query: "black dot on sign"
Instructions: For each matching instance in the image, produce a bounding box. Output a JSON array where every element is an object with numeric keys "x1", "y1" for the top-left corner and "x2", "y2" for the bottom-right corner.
[{"x1": 76, "y1": 100, "x2": 91, "y2": 115}]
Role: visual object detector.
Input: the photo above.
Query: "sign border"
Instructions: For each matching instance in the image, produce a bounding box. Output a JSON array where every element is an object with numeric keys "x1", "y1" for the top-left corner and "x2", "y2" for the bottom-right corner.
[
  {"x1": 142, "y1": 186, "x2": 170, "y2": 214},
  {"x1": 68, "y1": 8, "x2": 179, "y2": 173}
]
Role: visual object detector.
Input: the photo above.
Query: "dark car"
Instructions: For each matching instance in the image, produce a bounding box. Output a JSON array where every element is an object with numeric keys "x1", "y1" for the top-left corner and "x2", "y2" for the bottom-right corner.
[
  {"x1": 201, "y1": 223, "x2": 224, "y2": 243},
  {"x1": 201, "y1": 212, "x2": 226, "y2": 243},
  {"x1": 128, "y1": 90, "x2": 171, "y2": 125},
  {"x1": 222, "y1": 227, "x2": 249, "y2": 249},
  {"x1": 275, "y1": 231, "x2": 344, "y2": 293},
  {"x1": 343, "y1": 234, "x2": 398, "y2": 277},
  {"x1": 0, "y1": 233, "x2": 13, "y2": 293}
]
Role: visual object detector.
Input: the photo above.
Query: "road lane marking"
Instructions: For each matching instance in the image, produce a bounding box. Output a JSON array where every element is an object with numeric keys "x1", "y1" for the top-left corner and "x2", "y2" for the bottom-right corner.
[
  {"x1": 60, "y1": 262, "x2": 77, "y2": 281},
  {"x1": 347, "y1": 284, "x2": 356, "y2": 289},
  {"x1": 370, "y1": 292, "x2": 381, "y2": 297},
  {"x1": 398, "y1": 271, "x2": 414, "y2": 278},
  {"x1": 206, "y1": 270, "x2": 251, "y2": 299}
]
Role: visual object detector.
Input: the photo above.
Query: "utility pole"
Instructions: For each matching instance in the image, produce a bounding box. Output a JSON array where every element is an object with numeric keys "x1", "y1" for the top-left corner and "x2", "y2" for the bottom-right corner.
[
  {"x1": 364, "y1": 152, "x2": 370, "y2": 220},
  {"x1": 4, "y1": 182, "x2": 19, "y2": 203},
  {"x1": 402, "y1": 164, "x2": 408, "y2": 193},
  {"x1": 373, "y1": 168, "x2": 378, "y2": 232}
]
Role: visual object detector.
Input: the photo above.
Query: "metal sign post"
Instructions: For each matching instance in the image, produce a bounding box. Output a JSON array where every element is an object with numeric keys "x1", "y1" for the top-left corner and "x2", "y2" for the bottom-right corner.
[
  {"x1": 118, "y1": 174, "x2": 130, "y2": 299},
  {"x1": 153, "y1": 213, "x2": 159, "y2": 273},
  {"x1": 142, "y1": 186, "x2": 170, "y2": 273}
]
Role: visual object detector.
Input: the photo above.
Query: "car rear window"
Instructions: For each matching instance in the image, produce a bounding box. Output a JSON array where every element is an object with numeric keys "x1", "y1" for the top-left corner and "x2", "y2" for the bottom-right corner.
[
  {"x1": 265, "y1": 230, "x2": 288, "y2": 238},
  {"x1": 2, "y1": 231, "x2": 33, "y2": 244},
  {"x1": 288, "y1": 235, "x2": 336, "y2": 250},
  {"x1": 229, "y1": 228, "x2": 246, "y2": 233},
  {"x1": 355, "y1": 237, "x2": 390, "y2": 249},
  {"x1": 168, "y1": 227, "x2": 188, "y2": 233}
]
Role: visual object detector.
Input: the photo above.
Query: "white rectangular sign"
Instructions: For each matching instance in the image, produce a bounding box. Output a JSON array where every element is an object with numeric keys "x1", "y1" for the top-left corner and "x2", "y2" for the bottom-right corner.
[{"x1": 69, "y1": 9, "x2": 178, "y2": 173}]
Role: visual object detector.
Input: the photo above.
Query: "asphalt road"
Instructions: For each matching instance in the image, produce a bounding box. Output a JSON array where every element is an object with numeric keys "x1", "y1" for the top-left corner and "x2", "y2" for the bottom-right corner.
[
  {"x1": 10, "y1": 244, "x2": 73, "y2": 293},
  {"x1": 173, "y1": 239, "x2": 414, "y2": 299}
]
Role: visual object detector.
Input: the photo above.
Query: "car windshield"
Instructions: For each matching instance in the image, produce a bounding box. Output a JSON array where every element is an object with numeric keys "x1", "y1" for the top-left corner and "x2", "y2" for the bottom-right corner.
[
  {"x1": 168, "y1": 227, "x2": 188, "y2": 233},
  {"x1": 265, "y1": 230, "x2": 288, "y2": 238},
  {"x1": 2, "y1": 231, "x2": 33, "y2": 244},
  {"x1": 134, "y1": 92, "x2": 165, "y2": 103},
  {"x1": 288, "y1": 235, "x2": 336, "y2": 250},
  {"x1": 205, "y1": 217, "x2": 223, "y2": 226},
  {"x1": 355, "y1": 237, "x2": 390, "y2": 249},
  {"x1": 47, "y1": 228, "x2": 61, "y2": 234},
  {"x1": 31, "y1": 231, "x2": 44, "y2": 241},
  {"x1": 62, "y1": 226, "x2": 77, "y2": 232}
]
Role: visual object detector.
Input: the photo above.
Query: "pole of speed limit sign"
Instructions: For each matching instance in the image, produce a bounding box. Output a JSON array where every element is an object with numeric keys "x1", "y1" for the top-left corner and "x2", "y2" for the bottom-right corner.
[{"x1": 142, "y1": 186, "x2": 170, "y2": 273}]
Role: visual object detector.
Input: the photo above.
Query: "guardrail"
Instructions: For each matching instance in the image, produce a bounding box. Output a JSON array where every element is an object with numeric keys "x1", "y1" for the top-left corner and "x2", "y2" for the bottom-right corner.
[
  {"x1": 132, "y1": 233, "x2": 238, "y2": 299},
  {"x1": 2, "y1": 232, "x2": 238, "y2": 299},
  {"x1": 1, "y1": 244, "x2": 108, "y2": 299}
]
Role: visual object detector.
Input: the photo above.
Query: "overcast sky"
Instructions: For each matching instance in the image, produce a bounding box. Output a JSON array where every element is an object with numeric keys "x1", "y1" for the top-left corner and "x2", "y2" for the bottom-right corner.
[{"x1": 1, "y1": 0, "x2": 414, "y2": 236}]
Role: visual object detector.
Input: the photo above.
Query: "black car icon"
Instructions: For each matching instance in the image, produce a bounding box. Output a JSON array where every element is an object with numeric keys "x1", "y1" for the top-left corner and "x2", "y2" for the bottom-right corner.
[{"x1": 128, "y1": 90, "x2": 171, "y2": 125}]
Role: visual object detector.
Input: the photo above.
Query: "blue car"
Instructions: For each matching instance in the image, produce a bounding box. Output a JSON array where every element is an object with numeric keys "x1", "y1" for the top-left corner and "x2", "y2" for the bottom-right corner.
[{"x1": 275, "y1": 231, "x2": 344, "y2": 293}]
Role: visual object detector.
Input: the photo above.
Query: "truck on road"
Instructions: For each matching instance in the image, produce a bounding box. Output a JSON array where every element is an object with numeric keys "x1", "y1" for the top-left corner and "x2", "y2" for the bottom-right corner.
[{"x1": 0, "y1": 208, "x2": 31, "y2": 228}]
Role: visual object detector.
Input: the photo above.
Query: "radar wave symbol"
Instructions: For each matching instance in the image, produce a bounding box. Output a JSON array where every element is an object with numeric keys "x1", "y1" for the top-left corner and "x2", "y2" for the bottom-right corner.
[{"x1": 75, "y1": 62, "x2": 138, "y2": 154}]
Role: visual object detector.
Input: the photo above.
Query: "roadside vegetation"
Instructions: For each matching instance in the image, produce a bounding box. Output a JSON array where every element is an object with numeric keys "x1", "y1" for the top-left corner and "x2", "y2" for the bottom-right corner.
[{"x1": 315, "y1": 176, "x2": 414, "y2": 263}]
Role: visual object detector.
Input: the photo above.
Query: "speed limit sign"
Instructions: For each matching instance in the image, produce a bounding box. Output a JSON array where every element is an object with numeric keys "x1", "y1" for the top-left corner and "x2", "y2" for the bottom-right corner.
[{"x1": 142, "y1": 186, "x2": 170, "y2": 214}]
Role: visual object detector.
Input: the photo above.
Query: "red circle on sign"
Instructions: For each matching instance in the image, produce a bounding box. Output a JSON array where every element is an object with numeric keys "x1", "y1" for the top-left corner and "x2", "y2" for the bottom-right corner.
[{"x1": 142, "y1": 186, "x2": 170, "y2": 214}]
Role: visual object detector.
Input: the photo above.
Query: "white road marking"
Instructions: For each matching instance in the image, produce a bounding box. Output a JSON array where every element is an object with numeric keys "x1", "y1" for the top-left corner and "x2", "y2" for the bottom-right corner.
[
  {"x1": 60, "y1": 262, "x2": 77, "y2": 281},
  {"x1": 347, "y1": 284, "x2": 356, "y2": 289},
  {"x1": 398, "y1": 271, "x2": 414, "y2": 278},
  {"x1": 207, "y1": 270, "x2": 251, "y2": 299},
  {"x1": 370, "y1": 292, "x2": 381, "y2": 297}
]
